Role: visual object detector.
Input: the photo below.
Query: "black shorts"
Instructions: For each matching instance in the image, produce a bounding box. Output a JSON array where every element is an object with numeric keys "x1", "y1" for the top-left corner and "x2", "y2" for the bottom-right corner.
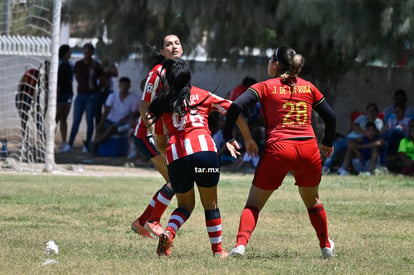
[
  {"x1": 133, "y1": 135, "x2": 159, "y2": 160},
  {"x1": 168, "y1": 151, "x2": 220, "y2": 194}
]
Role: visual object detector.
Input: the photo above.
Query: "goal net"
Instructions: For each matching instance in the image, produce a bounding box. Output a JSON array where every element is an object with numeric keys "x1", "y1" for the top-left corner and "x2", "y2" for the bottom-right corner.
[{"x1": 0, "y1": 0, "x2": 61, "y2": 171}]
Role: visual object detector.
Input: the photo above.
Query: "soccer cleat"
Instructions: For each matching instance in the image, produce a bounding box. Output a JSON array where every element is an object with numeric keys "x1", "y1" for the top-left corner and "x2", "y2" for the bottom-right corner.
[
  {"x1": 131, "y1": 220, "x2": 153, "y2": 239},
  {"x1": 144, "y1": 221, "x2": 164, "y2": 237},
  {"x1": 157, "y1": 231, "x2": 173, "y2": 256},
  {"x1": 213, "y1": 248, "x2": 229, "y2": 258},
  {"x1": 321, "y1": 239, "x2": 335, "y2": 259},
  {"x1": 229, "y1": 244, "x2": 246, "y2": 257}
]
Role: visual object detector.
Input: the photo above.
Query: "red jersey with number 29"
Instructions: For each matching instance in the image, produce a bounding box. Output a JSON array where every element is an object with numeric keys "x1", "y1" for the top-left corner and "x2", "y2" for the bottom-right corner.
[
  {"x1": 249, "y1": 77, "x2": 325, "y2": 144},
  {"x1": 154, "y1": 87, "x2": 231, "y2": 164}
]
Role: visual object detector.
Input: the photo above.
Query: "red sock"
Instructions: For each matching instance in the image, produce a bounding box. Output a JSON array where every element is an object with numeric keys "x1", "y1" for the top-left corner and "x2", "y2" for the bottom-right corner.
[
  {"x1": 137, "y1": 191, "x2": 158, "y2": 225},
  {"x1": 307, "y1": 204, "x2": 330, "y2": 248},
  {"x1": 205, "y1": 209, "x2": 223, "y2": 253},
  {"x1": 236, "y1": 205, "x2": 259, "y2": 246},
  {"x1": 148, "y1": 184, "x2": 175, "y2": 222},
  {"x1": 165, "y1": 207, "x2": 191, "y2": 239}
]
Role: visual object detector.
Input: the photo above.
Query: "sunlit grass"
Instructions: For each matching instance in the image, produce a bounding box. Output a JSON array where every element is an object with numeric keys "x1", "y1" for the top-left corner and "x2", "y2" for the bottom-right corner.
[{"x1": 0, "y1": 172, "x2": 413, "y2": 274}]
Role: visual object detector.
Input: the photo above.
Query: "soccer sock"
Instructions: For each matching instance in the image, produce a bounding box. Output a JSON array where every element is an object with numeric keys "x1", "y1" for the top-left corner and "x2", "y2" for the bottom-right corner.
[
  {"x1": 165, "y1": 207, "x2": 191, "y2": 239},
  {"x1": 205, "y1": 208, "x2": 223, "y2": 253},
  {"x1": 236, "y1": 205, "x2": 259, "y2": 246},
  {"x1": 307, "y1": 203, "x2": 330, "y2": 248},
  {"x1": 137, "y1": 191, "x2": 158, "y2": 226},
  {"x1": 148, "y1": 183, "x2": 175, "y2": 222}
]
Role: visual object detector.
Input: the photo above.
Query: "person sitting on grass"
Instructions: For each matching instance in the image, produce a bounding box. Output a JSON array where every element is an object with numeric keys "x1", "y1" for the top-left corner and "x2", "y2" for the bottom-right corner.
[
  {"x1": 89, "y1": 77, "x2": 139, "y2": 154},
  {"x1": 396, "y1": 123, "x2": 414, "y2": 176},
  {"x1": 338, "y1": 121, "x2": 384, "y2": 176}
]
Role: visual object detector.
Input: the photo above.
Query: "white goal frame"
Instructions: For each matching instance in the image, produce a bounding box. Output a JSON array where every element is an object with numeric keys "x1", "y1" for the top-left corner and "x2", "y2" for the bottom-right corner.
[{"x1": 0, "y1": 0, "x2": 61, "y2": 172}]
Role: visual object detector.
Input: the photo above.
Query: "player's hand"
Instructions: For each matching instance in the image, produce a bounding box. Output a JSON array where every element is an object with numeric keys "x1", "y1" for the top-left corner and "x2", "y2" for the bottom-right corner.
[
  {"x1": 244, "y1": 138, "x2": 259, "y2": 157},
  {"x1": 321, "y1": 145, "x2": 334, "y2": 158},
  {"x1": 226, "y1": 140, "x2": 241, "y2": 158}
]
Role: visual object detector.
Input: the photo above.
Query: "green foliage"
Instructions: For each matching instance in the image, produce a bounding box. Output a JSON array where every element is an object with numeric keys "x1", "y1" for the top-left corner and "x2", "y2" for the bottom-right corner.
[
  {"x1": 0, "y1": 172, "x2": 413, "y2": 274},
  {"x1": 63, "y1": 0, "x2": 414, "y2": 94}
]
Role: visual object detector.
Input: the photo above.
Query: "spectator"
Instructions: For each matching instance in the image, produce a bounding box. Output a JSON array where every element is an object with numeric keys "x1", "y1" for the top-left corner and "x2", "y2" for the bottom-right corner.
[
  {"x1": 338, "y1": 122, "x2": 384, "y2": 176},
  {"x1": 383, "y1": 89, "x2": 414, "y2": 123},
  {"x1": 381, "y1": 102, "x2": 412, "y2": 155},
  {"x1": 396, "y1": 123, "x2": 414, "y2": 176},
  {"x1": 229, "y1": 77, "x2": 264, "y2": 171},
  {"x1": 323, "y1": 103, "x2": 383, "y2": 174},
  {"x1": 15, "y1": 60, "x2": 49, "y2": 143},
  {"x1": 95, "y1": 59, "x2": 118, "y2": 125},
  {"x1": 56, "y1": 45, "x2": 74, "y2": 152},
  {"x1": 61, "y1": 43, "x2": 103, "y2": 153},
  {"x1": 89, "y1": 77, "x2": 139, "y2": 153},
  {"x1": 228, "y1": 76, "x2": 257, "y2": 101}
]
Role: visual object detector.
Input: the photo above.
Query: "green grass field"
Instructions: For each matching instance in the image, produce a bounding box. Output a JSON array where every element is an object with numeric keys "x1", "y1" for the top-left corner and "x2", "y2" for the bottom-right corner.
[{"x1": 0, "y1": 171, "x2": 413, "y2": 274}]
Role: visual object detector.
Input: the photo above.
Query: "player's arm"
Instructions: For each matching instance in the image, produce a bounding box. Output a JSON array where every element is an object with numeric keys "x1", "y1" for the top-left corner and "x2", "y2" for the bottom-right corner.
[
  {"x1": 223, "y1": 89, "x2": 259, "y2": 158},
  {"x1": 313, "y1": 99, "x2": 336, "y2": 158},
  {"x1": 154, "y1": 134, "x2": 167, "y2": 157},
  {"x1": 139, "y1": 100, "x2": 154, "y2": 131},
  {"x1": 236, "y1": 115, "x2": 258, "y2": 157}
]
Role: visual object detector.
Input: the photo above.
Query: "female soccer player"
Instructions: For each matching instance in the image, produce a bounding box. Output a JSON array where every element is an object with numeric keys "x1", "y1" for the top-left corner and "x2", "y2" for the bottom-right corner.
[
  {"x1": 149, "y1": 58, "x2": 257, "y2": 257},
  {"x1": 223, "y1": 46, "x2": 337, "y2": 259},
  {"x1": 130, "y1": 34, "x2": 183, "y2": 238}
]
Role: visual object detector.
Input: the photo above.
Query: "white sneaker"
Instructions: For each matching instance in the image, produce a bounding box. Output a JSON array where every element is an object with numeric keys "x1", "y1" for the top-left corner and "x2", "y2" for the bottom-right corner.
[
  {"x1": 322, "y1": 166, "x2": 330, "y2": 175},
  {"x1": 359, "y1": 171, "x2": 371, "y2": 177},
  {"x1": 338, "y1": 169, "x2": 349, "y2": 176},
  {"x1": 321, "y1": 239, "x2": 335, "y2": 259},
  {"x1": 229, "y1": 244, "x2": 246, "y2": 257},
  {"x1": 59, "y1": 143, "x2": 72, "y2": 153}
]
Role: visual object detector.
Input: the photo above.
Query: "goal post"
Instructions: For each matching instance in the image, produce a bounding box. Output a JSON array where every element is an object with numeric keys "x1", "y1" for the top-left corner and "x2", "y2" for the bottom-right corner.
[{"x1": 0, "y1": 0, "x2": 61, "y2": 172}]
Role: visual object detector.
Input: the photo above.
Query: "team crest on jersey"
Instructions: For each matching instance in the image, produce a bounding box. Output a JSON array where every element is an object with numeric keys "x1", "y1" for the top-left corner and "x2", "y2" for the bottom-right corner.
[{"x1": 145, "y1": 83, "x2": 154, "y2": 94}]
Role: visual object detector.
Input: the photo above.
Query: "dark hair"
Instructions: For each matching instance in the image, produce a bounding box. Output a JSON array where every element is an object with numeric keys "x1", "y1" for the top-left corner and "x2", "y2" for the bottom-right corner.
[
  {"x1": 59, "y1": 44, "x2": 70, "y2": 59},
  {"x1": 394, "y1": 89, "x2": 407, "y2": 101},
  {"x1": 273, "y1": 46, "x2": 305, "y2": 86},
  {"x1": 409, "y1": 123, "x2": 414, "y2": 140},
  {"x1": 366, "y1": 103, "x2": 379, "y2": 113},
  {"x1": 119, "y1": 77, "x2": 131, "y2": 85},
  {"x1": 149, "y1": 58, "x2": 208, "y2": 123},
  {"x1": 83, "y1": 43, "x2": 94, "y2": 52}
]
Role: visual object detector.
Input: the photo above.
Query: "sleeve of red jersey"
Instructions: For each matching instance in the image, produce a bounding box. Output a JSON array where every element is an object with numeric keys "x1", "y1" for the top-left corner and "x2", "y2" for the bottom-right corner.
[
  {"x1": 248, "y1": 82, "x2": 263, "y2": 100},
  {"x1": 207, "y1": 92, "x2": 232, "y2": 115},
  {"x1": 310, "y1": 82, "x2": 325, "y2": 106},
  {"x1": 141, "y1": 67, "x2": 162, "y2": 102}
]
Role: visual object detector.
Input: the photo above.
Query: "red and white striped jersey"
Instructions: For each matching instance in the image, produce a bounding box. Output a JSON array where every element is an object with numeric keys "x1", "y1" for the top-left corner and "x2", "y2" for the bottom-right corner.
[
  {"x1": 154, "y1": 87, "x2": 231, "y2": 164},
  {"x1": 133, "y1": 64, "x2": 165, "y2": 138}
]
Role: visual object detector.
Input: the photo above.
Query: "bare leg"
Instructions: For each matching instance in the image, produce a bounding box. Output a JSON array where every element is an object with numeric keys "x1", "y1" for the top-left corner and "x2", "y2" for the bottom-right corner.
[{"x1": 151, "y1": 154, "x2": 169, "y2": 182}]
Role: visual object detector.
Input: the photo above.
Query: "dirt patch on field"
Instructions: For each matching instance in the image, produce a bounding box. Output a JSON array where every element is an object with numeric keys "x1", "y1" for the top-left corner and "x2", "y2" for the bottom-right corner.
[{"x1": 1, "y1": 145, "x2": 252, "y2": 179}]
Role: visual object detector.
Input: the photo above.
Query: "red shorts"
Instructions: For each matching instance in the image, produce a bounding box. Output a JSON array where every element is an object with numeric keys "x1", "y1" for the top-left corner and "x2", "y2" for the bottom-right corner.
[{"x1": 252, "y1": 139, "x2": 322, "y2": 190}]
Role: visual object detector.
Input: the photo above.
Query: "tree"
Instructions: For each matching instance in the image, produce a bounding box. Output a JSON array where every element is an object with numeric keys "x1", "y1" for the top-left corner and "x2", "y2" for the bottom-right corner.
[{"x1": 63, "y1": 0, "x2": 414, "y2": 93}]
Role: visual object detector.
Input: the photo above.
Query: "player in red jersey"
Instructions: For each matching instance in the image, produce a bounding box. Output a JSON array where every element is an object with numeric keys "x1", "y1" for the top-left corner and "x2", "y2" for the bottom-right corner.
[
  {"x1": 223, "y1": 46, "x2": 337, "y2": 259},
  {"x1": 130, "y1": 34, "x2": 183, "y2": 239},
  {"x1": 15, "y1": 61, "x2": 49, "y2": 142},
  {"x1": 149, "y1": 59, "x2": 258, "y2": 257}
]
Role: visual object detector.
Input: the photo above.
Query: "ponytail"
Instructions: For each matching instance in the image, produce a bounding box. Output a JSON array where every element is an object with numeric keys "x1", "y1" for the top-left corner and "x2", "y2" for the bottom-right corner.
[{"x1": 276, "y1": 47, "x2": 305, "y2": 88}]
